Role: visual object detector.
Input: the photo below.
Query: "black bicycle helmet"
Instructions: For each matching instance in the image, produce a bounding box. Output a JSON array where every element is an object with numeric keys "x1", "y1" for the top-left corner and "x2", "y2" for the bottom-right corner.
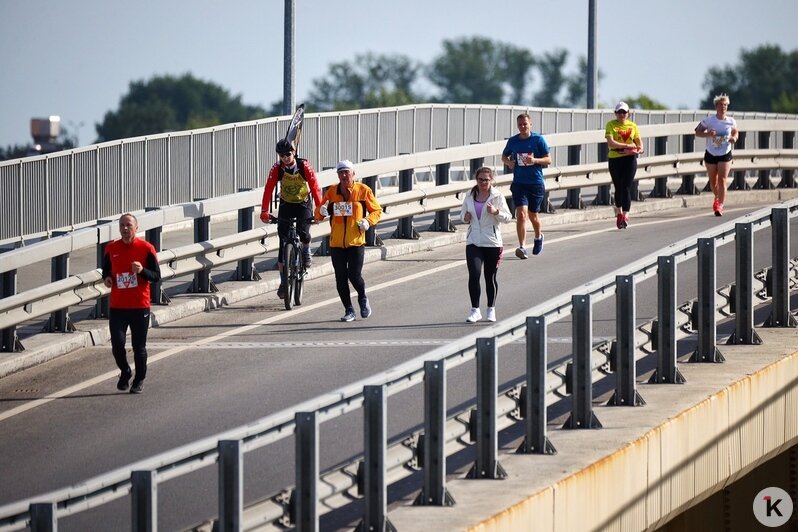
[{"x1": 275, "y1": 139, "x2": 294, "y2": 155}]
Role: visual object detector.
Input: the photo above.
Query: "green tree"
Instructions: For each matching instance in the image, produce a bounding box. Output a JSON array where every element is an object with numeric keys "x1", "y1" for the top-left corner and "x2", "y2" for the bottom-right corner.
[
  {"x1": 305, "y1": 53, "x2": 424, "y2": 112},
  {"x1": 700, "y1": 44, "x2": 798, "y2": 112},
  {"x1": 95, "y1": 73, "x2": 267, "y2": 142},
  {"x1": 428, "y1": 37, "x2": 535, "y2": 104}
]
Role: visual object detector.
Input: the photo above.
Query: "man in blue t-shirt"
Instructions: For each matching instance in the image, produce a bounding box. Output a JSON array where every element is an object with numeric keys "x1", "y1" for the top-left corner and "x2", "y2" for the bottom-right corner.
[{"x1": 501, "y1": 113, "x2": 551, "y2": 258}]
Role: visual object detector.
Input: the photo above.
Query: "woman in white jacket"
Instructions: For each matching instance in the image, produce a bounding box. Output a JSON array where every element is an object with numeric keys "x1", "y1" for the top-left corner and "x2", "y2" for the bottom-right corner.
[{"x1": 460, "y1": 167, "x2": 512, "y2": 323}]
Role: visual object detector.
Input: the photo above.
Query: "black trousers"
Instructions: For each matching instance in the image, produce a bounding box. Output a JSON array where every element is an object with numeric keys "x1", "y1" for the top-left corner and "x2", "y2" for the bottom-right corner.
[
  {"x1": 330, "y1": 246, "x2": 366, "y2": 309},
  {"x1": 608, "y1": 155, "x2": 638, "y2": 212},
  {"x1": 109, "y1": 308, "x2": 151, "y2": 381},
  {"x1": 466, "y1": 244, "x2": 501, "y2": 308}
]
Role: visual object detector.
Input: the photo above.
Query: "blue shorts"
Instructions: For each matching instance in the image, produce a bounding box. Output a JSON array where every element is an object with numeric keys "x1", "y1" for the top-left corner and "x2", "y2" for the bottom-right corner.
[{"x1": 510, "y1": 182, "x2": 545, "y2": 213}]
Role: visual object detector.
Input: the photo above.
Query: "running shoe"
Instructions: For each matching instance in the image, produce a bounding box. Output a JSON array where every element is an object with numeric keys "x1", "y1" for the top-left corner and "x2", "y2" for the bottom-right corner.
[
  {"x1": 359, "y1": 297, "x2": 372, "y2": 319},
  {"x1": 616, "y1": 213, "x2": 625, "y2": 229},
  {"x1": 277, "y1": 284, "x2": 286, "y2": 299},
  {"x1": 341, "y1": 308, "x2": 356, "y2": 322},
  {"x1": 623, "y1": 213, "x2": 630, "y2": 228},
  {"x1": 515, "y1": 247, "x2": 528, "y2": 259},
  {"x1": 715, "y1": 203, "x2": 723, "y2": 217},
  {"x1": 303, "y1": 249, "x2": 312, "y2": 269},
  {"x1": 129, "y1": 380, "x2": 144, "y2": 394},
  {"x1": 485, "y1": 307, "x2": 496, "y2": 322},
  {"x1": 466, "y1": 308, "x2": 482, "y2": 323},
  {"x1": 117, "y1": 368, "x2": 132, "y2": 391},
  {"x1": 712, "y1": 198, "x2": 720, "y2": 215},
  {"x1": 532, "y1": 234, "x2": 544, "y2": 255}
]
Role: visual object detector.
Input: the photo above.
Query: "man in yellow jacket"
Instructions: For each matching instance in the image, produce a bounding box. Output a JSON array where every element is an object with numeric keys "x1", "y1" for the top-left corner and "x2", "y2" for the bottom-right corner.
[{"x1": 315, "y1": 160, "x2": 383, "y2": 322}]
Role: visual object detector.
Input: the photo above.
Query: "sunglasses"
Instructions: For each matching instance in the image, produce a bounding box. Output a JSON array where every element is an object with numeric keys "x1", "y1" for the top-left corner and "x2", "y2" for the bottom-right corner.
[
  {"x1": 278, "y1": 152, "x2": 293, "y2": 158},
  {"x1": 615, "y1": 110, "x2": 628, "y2": 115},
  {"x1": 477, "y1": 178, "x2": 492, "y2": 183}
]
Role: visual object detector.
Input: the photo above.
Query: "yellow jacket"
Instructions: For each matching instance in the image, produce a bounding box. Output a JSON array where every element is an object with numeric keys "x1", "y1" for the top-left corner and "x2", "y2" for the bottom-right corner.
[{"x1": 314, "y1": 182, "x2": 382, "y2": 248}]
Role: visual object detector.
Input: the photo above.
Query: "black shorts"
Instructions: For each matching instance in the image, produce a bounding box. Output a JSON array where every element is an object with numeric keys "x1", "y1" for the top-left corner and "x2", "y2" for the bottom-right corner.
[{"x1": 704, "y1": 150, "x2": 732, "y2": 164}]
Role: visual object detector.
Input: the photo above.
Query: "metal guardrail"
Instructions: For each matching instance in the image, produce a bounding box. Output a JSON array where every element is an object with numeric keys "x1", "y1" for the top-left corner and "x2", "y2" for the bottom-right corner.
[
  {"x1": 1, "y1": 104, "x2": 795, "y2": 246},
  {"x1": 0, "y1": 197, "x2": 794, "y2": 531},
  {"x1": 1, "y1": 120, "x2": 797, "y2": 352}
]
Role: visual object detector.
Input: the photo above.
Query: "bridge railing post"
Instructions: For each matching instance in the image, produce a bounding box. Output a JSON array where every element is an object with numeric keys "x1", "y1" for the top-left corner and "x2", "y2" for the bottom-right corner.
[
  {"x1": 650, "y1": 256, "x2": 686, "y2": 383},
  {"x1": 518, "y1": 316, "x2": 556, "y2": 454},
  {"x1": 144, "y1": 207, "x2": 170, "y2": 305},
  {"x1": 592, "y1": 143, "x2": 611, "y2": 205},
  {"x1": 294, "y1": 411, "x2": 319, "y2": 531},
  {"x1": 235, "y1": 188, "x2": 260, "y2": 281},
  {"x1": 429, "y1": 161, "x2": 455, "y2": 232},
  {"x1": 755, "y1": 131, "x2": 775, "y2": 190},
  {"x1": 689, "y1": 238, "x2": 725, "y2": 362},
  {"x1": 92, "y1": 219, "x2": 113, "y2": 319},
  {"x1": 676, "y1": 135, "x2": 700, "y2": 195},
  {"x1": 358, "y1": 385, "x2": 396, "y2": 531},
  {"x1": 728, "y1": 223, "x2": 762, "y2": 344},
  {"x1": 608, "y1": 275, "x2": 645, "y2": 406},
  {"x1": 1, "y1": 268, "x2": 23, "y2": 352},
  {"x1": 777, "y1": 131, "x2": 797, "y2": 188},
  {"x1": 191, "y1": 202, "x2": 217, "y2": 294},
  {"x1": 562, "y1": 145, "x2": 584, "y2": 209},
  {"x1": 564, "y1": 294, "x2": 602, "y2": 428},
  {"x1": 361, "y1": 174, "x2": 383, "y2": 247},
  {"x1": 392, "y1": 164, "x2": 420, "y2": 240},
  {"x1": 649, "y1": 136, "x2": 672, "y2": 198},
  {"x1": 765, "y1": 207, "x2": 798, "y2": 327},
  {"x1": 45, "y1": 231, "x2": 74, "y2": 333},
  {"x1": 218, "y1": 439, "x2": 243, "y2": 532},
  {"x1": 414, "y1": 360, "x2": 455, "y2": 506},
  {"x1": 131, "y1": 470, "x2": 157, "y2": 532},
  {"x1": 728, "y1": 132, "x2": 748, "y2": 191},
  {"x1": 29, "y1": 502, "x2": 57, "y2": 532},
  {"x1": 467, "y1": 337, "x2": 507, "y2": 479}
]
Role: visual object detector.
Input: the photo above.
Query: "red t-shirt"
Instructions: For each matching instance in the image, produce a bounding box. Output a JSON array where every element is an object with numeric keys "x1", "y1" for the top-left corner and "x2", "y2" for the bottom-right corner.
[{"x1": 103, "y1": 238, "x2": 159, "y2": 309}]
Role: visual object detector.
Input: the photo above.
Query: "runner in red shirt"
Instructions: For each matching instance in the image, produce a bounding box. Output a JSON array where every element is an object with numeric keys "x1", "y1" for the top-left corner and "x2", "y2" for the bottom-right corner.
[{"x1": 102, "y1": 213, "x2": 161, "y2": 394}]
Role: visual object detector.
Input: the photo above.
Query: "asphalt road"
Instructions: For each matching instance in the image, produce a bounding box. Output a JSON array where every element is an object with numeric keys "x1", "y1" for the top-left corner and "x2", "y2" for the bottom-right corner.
[{"x1": 0, "y1": 202, "x2": 795, "y2": 531}]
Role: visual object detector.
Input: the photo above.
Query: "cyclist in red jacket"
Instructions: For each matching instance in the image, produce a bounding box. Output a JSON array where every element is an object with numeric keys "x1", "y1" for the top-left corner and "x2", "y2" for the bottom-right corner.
[{"x1": 260, "y1": 139, "x2": 322, "y2": 299}]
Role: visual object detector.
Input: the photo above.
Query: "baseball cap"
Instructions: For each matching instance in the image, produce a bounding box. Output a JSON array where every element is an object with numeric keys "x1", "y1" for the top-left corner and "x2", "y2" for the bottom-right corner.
[
  {"x1": 615, "y1": 101, "x2": 630, "y2": 113},
  {"x1": 336, "y1": 160, "x2": 354, "y2": 172}
]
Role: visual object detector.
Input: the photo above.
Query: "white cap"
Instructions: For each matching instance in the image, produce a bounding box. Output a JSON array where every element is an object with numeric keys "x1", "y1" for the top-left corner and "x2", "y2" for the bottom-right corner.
[
  {"x1": 615, "y1": 101, "x2": 630, "y2": 113},
  {"x1": 336, "y1": 160, "x2": 354, "y2": 172}
]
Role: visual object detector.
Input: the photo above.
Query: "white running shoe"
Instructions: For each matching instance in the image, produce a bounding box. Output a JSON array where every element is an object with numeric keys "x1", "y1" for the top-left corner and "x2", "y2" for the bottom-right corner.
[
  {"x1": 485, "y1": 307, "x2": 496, "y2": 322},
  {"x1": 466, "y1": 307, "x2": 481, "y2": 323}
]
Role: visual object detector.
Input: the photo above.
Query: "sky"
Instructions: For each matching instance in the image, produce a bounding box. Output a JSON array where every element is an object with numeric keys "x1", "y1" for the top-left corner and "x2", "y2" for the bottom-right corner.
[{"x1": 1, "y1": 0, "x2": 797, "y2": 148}]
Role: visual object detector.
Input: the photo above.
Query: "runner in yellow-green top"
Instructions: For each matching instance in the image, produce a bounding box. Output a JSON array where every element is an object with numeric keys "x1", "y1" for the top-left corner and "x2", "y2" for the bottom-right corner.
[{"x1": 604, "y1": 101, "x2": 644, "y2": 229}]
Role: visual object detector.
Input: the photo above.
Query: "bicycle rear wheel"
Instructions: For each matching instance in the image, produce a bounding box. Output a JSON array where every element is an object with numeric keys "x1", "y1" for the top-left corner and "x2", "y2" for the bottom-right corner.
[{"x1": 284, "y1": 242, "x2": 298, "y2": 311}]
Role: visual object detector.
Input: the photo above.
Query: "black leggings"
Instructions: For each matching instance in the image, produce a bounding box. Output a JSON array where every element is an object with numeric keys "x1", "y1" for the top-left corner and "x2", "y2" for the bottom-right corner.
[
  {"x1": 331, "y1": 246, "x2": 366, "y2": 309},
  {"x1": 466, "y1": 244, "x2": 502, "y2": 308},
  {"x1": 109, "y1": 308, "x2": 151, "y2": 381},
  {"x1": 608, "y1": 155, "x2": 638, "y2": 212}
]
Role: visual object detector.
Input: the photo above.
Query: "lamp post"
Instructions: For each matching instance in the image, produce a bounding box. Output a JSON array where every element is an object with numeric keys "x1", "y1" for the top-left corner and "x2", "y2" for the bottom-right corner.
[{"x1": 283, "y1": 0, "x2": 295, "y2": 116}]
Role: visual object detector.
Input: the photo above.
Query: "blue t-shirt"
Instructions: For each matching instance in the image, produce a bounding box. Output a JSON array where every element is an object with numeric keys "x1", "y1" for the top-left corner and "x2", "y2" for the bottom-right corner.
[{"x1": 502, "y1": 133, "x2": 550, "y2": 185}]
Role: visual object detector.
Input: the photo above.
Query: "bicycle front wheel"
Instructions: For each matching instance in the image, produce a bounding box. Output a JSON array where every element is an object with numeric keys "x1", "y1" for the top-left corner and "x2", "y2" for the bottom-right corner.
[
  {"x1": 284, "y1": 242, "x2": 298, "y2": 311},
  {"x1": 294, "y1": 267, "x2": 305, "y2": 306}
]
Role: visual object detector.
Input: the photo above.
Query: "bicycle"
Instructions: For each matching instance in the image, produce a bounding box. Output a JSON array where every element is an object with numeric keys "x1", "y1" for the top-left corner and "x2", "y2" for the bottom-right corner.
[{"x1": 269, "y1": 215, "x2": 307, "y2": 310}]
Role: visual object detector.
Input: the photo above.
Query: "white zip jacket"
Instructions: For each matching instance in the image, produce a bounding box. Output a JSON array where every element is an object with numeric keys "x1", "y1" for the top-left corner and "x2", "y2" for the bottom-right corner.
[{"x1": 460, "y1": 187, "x2": 512, "y2": 247}]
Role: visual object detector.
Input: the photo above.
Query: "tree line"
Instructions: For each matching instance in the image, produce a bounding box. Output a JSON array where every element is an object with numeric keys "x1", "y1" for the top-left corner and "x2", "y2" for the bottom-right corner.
[{"x1": 2, "y1": 40, "x2": 796, "y2": 159}]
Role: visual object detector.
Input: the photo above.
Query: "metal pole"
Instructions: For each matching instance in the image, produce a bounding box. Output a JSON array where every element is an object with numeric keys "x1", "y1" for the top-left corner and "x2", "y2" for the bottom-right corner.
[
  {"x1": 131, "y1": 470, "x2": 157, "y2": 532},
  {"x1": 518, "y1": 316, "x2": 556, "y2": 454},
  {"x1": 564, "y1": 294, "x2": 602, "y2": 429},
  {"x1": 586, "y1": 0, "x2": 597, "y2": 108},
  {"x1": 689, "y1": 238, "x2": 725, "y2": 362},
  {"x1": 358, "y1": 385, "x2": 396, "y2": 531},
  {"x1": 650, "y1": 256, "x2": 686, "y2": 384},
  {"x1": 728, "y1": 223, "x2": 762, "y2": 344},
  {"x1": 467, "y1": 337, "x2": 507, "y2": 479},
  {"x1": 415, "y1": 360, "x2": 455, "y2": 506},
  {"x1": 294, "y1": 411, "x2": 319, "y2": 531},
  {"x1": 218, "y1": 440, "x2": 243, "y2": 532},
  {"x1": 765, "y1": 207, "x2": 798, "y2": 327},
  {"x1": 608, "y1": 275, "x2": 645, "y2": 406},
  {"x1": 283, "y1": 0, "x2": 295, "y2": 116}
]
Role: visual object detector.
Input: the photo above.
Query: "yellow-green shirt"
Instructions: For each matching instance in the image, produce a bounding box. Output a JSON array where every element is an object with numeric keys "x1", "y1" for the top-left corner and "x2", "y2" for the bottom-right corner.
[{"x1": 605, "y1": 120, "x2": 640, "y2": 159}]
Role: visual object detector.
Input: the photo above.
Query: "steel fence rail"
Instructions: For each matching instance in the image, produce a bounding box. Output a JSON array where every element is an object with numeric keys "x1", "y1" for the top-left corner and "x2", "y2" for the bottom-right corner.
[{"x1": 0, "y1": 198, "x2": 795, "y2": 531}]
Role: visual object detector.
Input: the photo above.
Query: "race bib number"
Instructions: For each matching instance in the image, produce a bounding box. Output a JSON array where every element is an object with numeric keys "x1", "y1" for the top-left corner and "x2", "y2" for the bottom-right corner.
[
  {"x1": 333, "y1": 202, "x2": 353, "y2": 217},
  {"x1": 516, "y1": 152, "x2": 535, "y2": 166},
  {"x1": 115, "y1": 272, "x2": 138, "y2": 289}
]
